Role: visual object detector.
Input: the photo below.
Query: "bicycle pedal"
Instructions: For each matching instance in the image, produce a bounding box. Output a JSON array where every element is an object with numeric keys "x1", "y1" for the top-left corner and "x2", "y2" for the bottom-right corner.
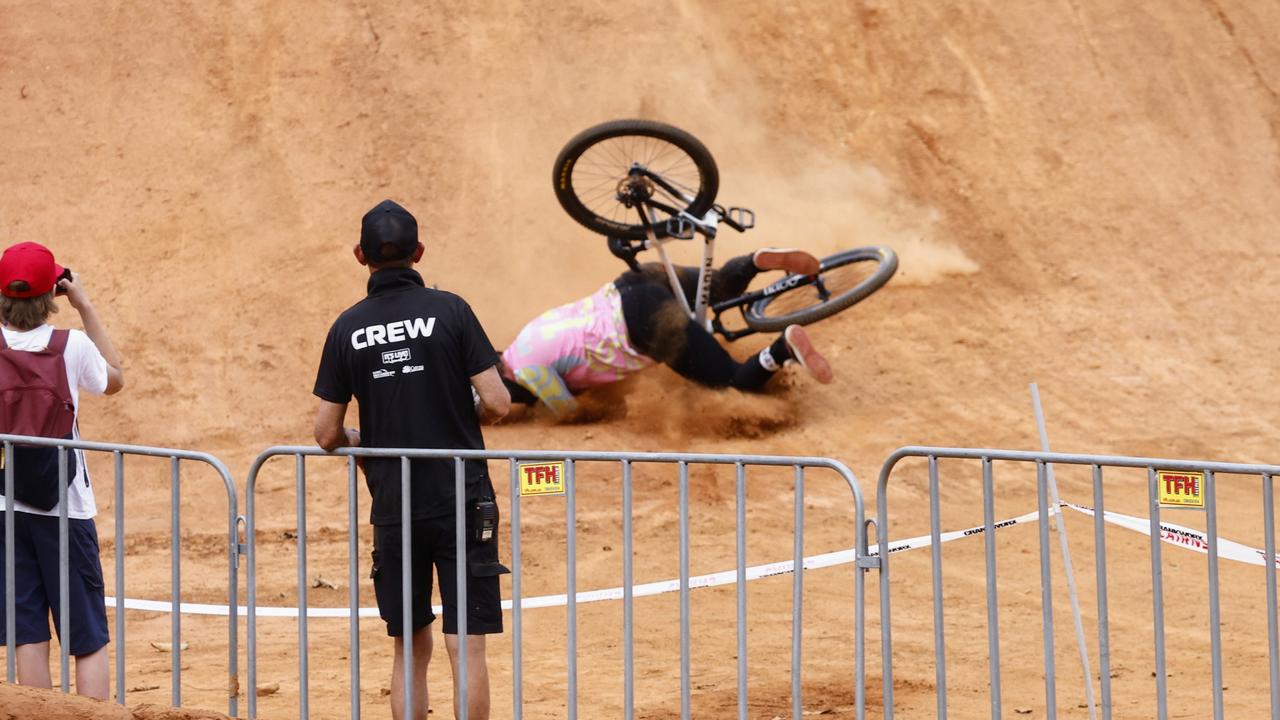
[
  {"x1": 726, "y1": 207, "x2": 756, "y2": 230},
  {"x1": 665, "y1": 217, "x2": 696, "y2": 240}
]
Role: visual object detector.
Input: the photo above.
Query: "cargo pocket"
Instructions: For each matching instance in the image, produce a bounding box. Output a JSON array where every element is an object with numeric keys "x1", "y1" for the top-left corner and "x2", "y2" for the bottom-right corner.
[
  {"x1": 467, "y1": 537, "x2": 509, "y2": 577},
  {"x1": 466, "y1": 552, "x2": 509, "y2": 622},
  {"x1": 71, "y1": 523, "x2": 106, "y2": 597},
  {"x1": 78, "y1": 563, "x2": 105, "y2": 593},
  {"x1": 468, "y1": 560, "x2": 510, "y2": 578}
]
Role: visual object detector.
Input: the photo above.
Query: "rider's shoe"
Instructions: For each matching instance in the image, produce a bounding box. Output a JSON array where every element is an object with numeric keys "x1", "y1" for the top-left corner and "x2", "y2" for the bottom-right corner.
[
  {"x1": 783, "y1": 325, "x2": 833, "y2": 384},
  {"x1": 753, "y1": 248, "x2": 820, "y2": 275}
]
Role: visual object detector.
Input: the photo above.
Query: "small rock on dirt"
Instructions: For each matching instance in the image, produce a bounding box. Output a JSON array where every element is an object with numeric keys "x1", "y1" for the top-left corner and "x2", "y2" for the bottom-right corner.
[
  {"x1": 149, "y1": 641, "x2": 189, "y2": 652},
  {"x1": 256, "y1": 682, "x2": 280, "y2": 697}
]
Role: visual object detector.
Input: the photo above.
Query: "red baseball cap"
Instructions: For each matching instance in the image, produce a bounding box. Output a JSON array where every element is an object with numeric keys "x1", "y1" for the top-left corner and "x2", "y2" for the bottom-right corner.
[{"x1": 0, "y1": 242, "x2": 65, "y2": 298}]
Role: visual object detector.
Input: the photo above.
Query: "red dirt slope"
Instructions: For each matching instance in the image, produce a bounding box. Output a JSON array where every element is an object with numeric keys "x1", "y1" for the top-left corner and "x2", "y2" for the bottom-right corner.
[{"x1": 2, "y1": 0, "x2": 1278, "y2": 718}]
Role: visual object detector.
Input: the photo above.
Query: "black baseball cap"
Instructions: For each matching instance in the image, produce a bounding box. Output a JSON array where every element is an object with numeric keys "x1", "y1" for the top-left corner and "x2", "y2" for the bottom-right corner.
[{"x1": 360, "y1": 199, "x2": 419, "y2": 262}]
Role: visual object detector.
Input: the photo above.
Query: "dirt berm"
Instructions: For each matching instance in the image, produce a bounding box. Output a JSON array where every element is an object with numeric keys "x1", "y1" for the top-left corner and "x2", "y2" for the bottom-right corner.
[{"x1": 2, "y1": 0, "x2": 1277, "y2": 717}]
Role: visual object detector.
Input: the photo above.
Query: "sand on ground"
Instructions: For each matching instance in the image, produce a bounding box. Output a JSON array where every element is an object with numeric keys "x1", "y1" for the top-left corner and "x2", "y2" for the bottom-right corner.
[{"x1": 2, "y1": 1, "x2": 1278, "y2": 717}]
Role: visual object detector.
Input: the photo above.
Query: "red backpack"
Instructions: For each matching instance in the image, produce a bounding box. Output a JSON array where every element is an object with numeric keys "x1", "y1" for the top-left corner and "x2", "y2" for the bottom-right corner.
[{"x1": 0, "y1": 329, "x2": 79, "y2": 510}]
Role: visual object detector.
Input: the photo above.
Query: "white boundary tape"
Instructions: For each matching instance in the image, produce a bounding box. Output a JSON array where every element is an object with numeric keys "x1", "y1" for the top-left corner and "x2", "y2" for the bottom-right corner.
[
  {"x1": 103, "y1": 503, "x2": 1279, "y2": 618},
  {"x1": 1065, "y1": 502, "x2": 1280, "y2": 567}
]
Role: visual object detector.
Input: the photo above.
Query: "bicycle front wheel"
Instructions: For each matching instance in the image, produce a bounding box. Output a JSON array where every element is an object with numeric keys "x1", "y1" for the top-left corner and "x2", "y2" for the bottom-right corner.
[
  {"x1": 742, "y1": 246, "x2": 898, "y2": 332},
  {"x1": 552, "y1": 119, "x2": 720, "y2": 240}
]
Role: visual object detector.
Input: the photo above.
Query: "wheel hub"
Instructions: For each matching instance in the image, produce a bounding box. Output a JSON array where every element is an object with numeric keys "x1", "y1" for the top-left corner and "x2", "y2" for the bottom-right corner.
[{"x1": 615, "y1": 168, "x2": 654, "y2": 207}]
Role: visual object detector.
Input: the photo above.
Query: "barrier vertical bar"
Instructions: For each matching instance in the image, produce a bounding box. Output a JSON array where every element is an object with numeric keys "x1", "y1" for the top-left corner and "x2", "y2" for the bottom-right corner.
[
  {"x1": 734, "y1": 462, "x2": 747, "y2": 720},
  {"x1": 1093, "y1": 465, "x2": 1112, "y2": 720},
  {"x1": 247, "y1": 461, "x2": 258, "y2": 720},
  {"x1": 1204, "y1": 470, "x2": 1223, "y2": 720},
  {"x1": 856, "y1": 516, "x2": 867, "y2": 720},
  {"x1": 228, "y1": 483, "x2": 239, "y2": 718},
  {"x1": 878, "y1": 457, "x2": 894, "y2": 720},
  {"x1": 510, "y1": 459, "x2": 523, "y2": 720},
  {"x1": 169, "y1": 456, "x2": 180, "y2": 704},
  {"x1": 791, "y1": 465, "x2": 804, "y2": 720},
  {"x1": 1148, "y1": 467, "x2": 1168, "y2": 720},
  {"x1": 622, "y1": 460, "x2": 634, "y2": 720},
  {"x1": 1037, "y1": 461, "x2": 1057, "y2": 719},
  {"x1": 114, "y1": 452, "x2": 125, "y2": 705},
  {"x1": 928, "y1": 455, "x2": 947, "y2": 719},
  {"x1": 400, "y1": 457, "x2": 412, "y2": 720},
  {"x1": 347, "y1": 457, "x2": 361, "y2": 720},
  {"x1": 4, "y1": 441, "x2": 13, "y2": 684},
  {"x1": 455, "y1": 457, "x2": 469, "y2": 720},
  {"x1": 566, "y1": 459, "x2": 578, "y2": 720},
  {"x1": 1265, "y1": 473, "x2": 1279, "y2": 719},
  {"x1": 59, "y1": 449, "x2": 70, "y2": 693},
  {"x1": 679, "y1": 460, "x2": 691, "y2": 720},
  {"x1": 981, "y1": 458, "x2": 1001, "y2": 718},
  {"x1": 296, "y1": 454, "x2": 309, "y2": 719}
]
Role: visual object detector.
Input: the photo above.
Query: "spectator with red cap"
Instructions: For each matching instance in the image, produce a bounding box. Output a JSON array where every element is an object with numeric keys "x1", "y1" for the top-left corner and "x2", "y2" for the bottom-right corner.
[{"x1": 0, "y1": 241, "x2": 124, "y2": 699}]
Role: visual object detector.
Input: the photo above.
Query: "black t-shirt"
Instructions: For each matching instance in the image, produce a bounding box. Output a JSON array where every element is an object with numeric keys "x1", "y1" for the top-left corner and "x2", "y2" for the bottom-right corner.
[{"x1": 313, "y1": 267, "x2": 498, "y2": 525}]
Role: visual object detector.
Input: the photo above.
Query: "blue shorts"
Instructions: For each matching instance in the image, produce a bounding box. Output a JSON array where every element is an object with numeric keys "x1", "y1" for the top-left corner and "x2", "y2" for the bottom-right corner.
[{"x1": 0, "y1": 513, "x2": 109, "y2": 656}]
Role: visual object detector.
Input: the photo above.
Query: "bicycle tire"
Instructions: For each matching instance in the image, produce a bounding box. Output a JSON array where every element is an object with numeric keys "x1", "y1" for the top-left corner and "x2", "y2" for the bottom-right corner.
[
  {"x1": 742, "y1": 246, "x2": 898, "y2": 332},
  {"x1": 552, "y1": 119, "x2": 720, "y2": 240}
]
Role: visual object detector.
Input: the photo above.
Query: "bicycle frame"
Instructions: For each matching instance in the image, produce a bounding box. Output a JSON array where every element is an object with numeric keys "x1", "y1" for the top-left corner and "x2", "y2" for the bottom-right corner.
[
  {"x1": 629, "y1": 202, "x2": 830, "y2": 342},
  {"x1": 629, "y1": 164, "x2": 755, "y2": 332},
  {"x1": 709, "y1": 272, "x2": 826, "y2": 341}
]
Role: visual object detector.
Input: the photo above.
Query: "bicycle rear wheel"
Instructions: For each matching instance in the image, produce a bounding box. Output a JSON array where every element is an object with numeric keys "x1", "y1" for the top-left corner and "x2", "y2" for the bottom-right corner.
[
  {"x1": 742, "y1": 246, "x2": 898, "y2": 332},
  {"x1": 552, "y1": 119, "x2": 720, "y2": 240}
]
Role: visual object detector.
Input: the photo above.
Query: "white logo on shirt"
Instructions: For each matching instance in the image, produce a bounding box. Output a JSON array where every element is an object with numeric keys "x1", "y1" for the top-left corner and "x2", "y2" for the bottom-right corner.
[
  {"x1": 382, "y1": 348, "x2": 411, "y2": 364},
  {"x1": 372, "y1": 369, "x2": 396, "y2": 379},
  {"x1": 402, "y1": 365, "x2": 424, "y2": 374},
  {"x1": 351, "y1": 317, "x2": 435, "y2": 350}
]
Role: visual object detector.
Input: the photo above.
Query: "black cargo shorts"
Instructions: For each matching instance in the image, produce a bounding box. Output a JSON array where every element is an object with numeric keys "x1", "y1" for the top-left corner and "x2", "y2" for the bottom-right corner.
[{"x1": 371, "y1": 512, "x2": 509, "y2": 636}]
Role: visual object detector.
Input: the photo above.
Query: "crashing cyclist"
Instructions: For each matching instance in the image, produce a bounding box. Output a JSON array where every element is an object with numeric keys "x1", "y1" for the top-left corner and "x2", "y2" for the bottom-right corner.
[{"x1": 499, "y1": 248, "x2": 833, "y2": 419}]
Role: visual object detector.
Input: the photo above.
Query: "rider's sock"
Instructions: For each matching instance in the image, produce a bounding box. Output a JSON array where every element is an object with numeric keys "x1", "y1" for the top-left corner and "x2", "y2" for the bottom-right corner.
[
  {"x1": 731, "y1": 336, "x2": 795, "y2": 391},
  {"x1": 758, "y1": 336, "x2": 793, "y2": 372}
]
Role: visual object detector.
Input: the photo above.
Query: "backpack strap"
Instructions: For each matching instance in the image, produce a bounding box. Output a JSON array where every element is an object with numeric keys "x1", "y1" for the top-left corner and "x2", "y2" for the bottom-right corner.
[
  {"x1": 45, "y1": 328, "x2": 70, "y2": 354},
  {"x1": 45, "y1": 329, "x2": 76, "y2": 436}
]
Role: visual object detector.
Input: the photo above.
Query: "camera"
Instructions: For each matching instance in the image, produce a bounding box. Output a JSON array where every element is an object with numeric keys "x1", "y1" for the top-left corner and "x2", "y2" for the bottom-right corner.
[{"x1": 53, "y1": 267, "x2": 72, "y2": 295}]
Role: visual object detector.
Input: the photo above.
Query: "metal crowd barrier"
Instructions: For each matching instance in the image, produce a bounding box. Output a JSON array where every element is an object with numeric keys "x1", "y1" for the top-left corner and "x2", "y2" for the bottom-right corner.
[
  {"x1": 1, "y1": 433, "x2": 241, "y2": 716},
  {"x1": 875, "y1": 446, "x2": 1280, "y2": 720},
  {"x1": 244, "y1": 446, "x2": 869, "y2": 720}
]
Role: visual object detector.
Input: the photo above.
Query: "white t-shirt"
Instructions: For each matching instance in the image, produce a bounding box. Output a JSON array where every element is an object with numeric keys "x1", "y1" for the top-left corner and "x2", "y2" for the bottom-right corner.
[{"x1": 0, "y1": 323, "x2": 110, "y2": 519}]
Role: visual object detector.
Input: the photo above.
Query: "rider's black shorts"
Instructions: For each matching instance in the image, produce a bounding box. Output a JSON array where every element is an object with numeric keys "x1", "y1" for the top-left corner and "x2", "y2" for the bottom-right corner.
[{"x1": 371, "y1": 515, "x2": 508, "y2": 636}]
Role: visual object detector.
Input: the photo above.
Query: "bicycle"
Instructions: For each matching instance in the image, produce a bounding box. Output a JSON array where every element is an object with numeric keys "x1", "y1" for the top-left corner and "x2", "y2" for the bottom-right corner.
[{"x1": 552, "y1": 118, "x2": 898, "y2": 341}]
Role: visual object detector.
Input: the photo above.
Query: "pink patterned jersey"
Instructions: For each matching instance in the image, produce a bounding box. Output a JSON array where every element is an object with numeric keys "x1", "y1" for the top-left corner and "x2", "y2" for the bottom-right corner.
[{"x1": 502, "y1": 282, "x2": 654, "y2": 416}]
